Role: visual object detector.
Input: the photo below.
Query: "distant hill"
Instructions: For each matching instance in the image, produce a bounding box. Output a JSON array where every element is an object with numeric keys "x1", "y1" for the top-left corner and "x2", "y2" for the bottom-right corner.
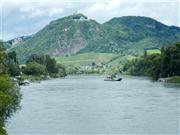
[
  {"x1": 5, "y1": 35, "x2": 33, "y2": 49},
  {"x1": 102, "y1": 16, "x2": 180, "y2": 54},
  {"x1": 8, "y1": 14, "x2": 180, "y2": 63}
]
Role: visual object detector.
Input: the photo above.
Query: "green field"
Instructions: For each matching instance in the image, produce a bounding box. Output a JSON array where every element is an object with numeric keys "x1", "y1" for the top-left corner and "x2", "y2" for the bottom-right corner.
[
  {"x1": 107, "y1": 55, "x2": 136, "y2": 65},
  {"x1": 146, "y1": 49, "x2": 161, "y2": 55},
  {"x1": 54, "y1": 52, "x2": 118, "y2": 65},
  {"x1": 54, "y1": 52, "x2": 136, "y2": 66}
]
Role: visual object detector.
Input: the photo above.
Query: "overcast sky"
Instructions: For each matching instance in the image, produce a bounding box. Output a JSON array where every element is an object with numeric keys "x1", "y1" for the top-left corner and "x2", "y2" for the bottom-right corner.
[{"x1": 0, "y1": 0, "x2": 179, "y2": 41}]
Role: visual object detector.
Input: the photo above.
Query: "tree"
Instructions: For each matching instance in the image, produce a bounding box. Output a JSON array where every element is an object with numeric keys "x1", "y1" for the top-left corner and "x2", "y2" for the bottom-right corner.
[
  {"x1": 161, "y1": 42, "x2": 180, "y2": 77},
  {"x1": 7, "y1": 62, "x2": 21, "y2": 77},
  {"x1": 0, "y1": 74, "x2": 21, "y2": 122},
  {"x1": 0, "y1": 75, "x2": 21, "y2": 135},
  {"x1": 3, "y1": 51, "x2": 20, "y2": 76},
  {"x1": 25, "y1": 54, "x2": 67, "y2": 77},
  {"x1": 26, "y1": 54, "x2": 60, "y2": 76},
  {"x1": 26, "y1": 54, "x2": 46, "y2": 65},
  {"x1": 0, "y1": 41, "x2": 21, "y2": 135},
  {"x1": 45, "y1": 55, "x2": 58, "y2": 74},
  {"x1": 56, "y1": 63, "x2": 67, "y2": 77},
  {"x1": 7, "y1": 51, "x2": 17, "y2": 63},
  {"x1": 23, "y1": 62, "x2": 47, "y2": 76},
  {"x1": 124, "y1": 42, "x2": 180, "y2": 80},
  {"x1": 0, "y1": 42, "x2": 6, "y2": 74}
]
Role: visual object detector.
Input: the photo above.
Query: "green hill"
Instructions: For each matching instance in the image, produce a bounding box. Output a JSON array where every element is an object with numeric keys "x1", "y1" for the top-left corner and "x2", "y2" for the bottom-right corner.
[
  {"x1": 81, "y1": 16, "x2": 180, "y2": 54},
  {"x1": 8, "y1": 14, "x2": 180, "y2": 63}
]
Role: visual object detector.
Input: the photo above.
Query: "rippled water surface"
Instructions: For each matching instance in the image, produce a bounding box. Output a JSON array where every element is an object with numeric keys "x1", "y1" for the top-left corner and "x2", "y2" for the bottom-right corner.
[{"x1": 7, "y1": 76, "x2": 180, "y2": 134}]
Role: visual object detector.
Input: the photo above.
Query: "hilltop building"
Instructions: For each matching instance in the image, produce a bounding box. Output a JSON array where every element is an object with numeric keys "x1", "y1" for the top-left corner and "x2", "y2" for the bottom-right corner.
[{"x1": 72, "y1": 13, "x2": 88, "y2": 21}]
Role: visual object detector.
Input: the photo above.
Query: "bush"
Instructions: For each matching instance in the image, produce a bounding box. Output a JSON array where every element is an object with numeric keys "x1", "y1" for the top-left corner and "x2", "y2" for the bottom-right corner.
[{"x1": 66, "y1": 65, "x2": 80, "y2": 75}]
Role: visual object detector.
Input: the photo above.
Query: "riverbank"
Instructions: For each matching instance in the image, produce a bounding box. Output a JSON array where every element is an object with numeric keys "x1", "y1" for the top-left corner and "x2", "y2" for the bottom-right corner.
[
  {"x1": 166, "y1": 76, "x2": 180, "y2": 83},
  {"x1": 19, "y1": 74, "x2": 48, "y2": 81}
]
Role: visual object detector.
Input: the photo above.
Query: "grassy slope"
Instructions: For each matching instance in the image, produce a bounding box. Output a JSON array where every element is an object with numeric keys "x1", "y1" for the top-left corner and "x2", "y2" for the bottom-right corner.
[
  {"x1": 54, "y1": 51, "x2": 166, "y2": 66},
  {"x1": 54, "y1": 52, "x2": 137, "y2": 66},
  {"x1": 107, "y1": 55, "x2": 136, "y2": 65},
  {"x1": 54, "y1": 52, "x2": 118, "y2": 65}
]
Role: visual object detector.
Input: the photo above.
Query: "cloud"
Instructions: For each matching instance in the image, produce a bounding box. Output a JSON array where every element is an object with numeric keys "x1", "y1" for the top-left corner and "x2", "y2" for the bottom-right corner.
[
  {"x1": 19, "y1": 3, "x2": 65, "y2": 18},
  {"x1": 86, "y1": 0, "x2": 123, "y2": 15},
  {"x1": 49, "y1": 8, "x2": 64, "y2": 17},
  {"x1": 108, "y1": 0, "x2": 123, "y2": 10},
  {"x1": 1, "y1": 0, "x2": 179, "y2": 40}
]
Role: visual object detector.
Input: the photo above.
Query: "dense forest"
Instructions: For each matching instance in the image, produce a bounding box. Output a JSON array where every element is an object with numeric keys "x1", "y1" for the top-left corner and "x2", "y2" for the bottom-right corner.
[{"x1": 123, "y1": 42, "x2": 180, "y2": 81}]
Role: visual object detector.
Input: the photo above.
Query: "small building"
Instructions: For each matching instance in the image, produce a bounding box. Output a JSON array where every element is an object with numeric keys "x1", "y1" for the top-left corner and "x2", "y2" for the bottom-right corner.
[
  {"x1": 72, "y1": 13, "x2": 88, "y2": 21},
  {"x1": 79, "y1": 16, "x2": 87, "y2": 20},
  {"x1": 144, "y1": 48, "x2": 161, "y2": 56}
]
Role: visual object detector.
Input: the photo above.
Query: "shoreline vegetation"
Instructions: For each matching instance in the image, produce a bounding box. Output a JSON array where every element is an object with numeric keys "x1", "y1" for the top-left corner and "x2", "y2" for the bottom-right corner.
[
  {"x1": 2, "y1": 41, "x2": 180, "y2": 84},
  {"x1": 0, "y1": 42, "x2": 21, "y2": 135},
  {"x1": 123, "y1": 42, "x2": 180, "y2": 83},
  {"x1": 166, "y1": 76, "x2": 180, "y2": 83}
]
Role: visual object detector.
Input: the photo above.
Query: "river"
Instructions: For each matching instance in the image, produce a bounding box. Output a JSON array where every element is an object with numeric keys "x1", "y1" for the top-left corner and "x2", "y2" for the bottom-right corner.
[{"x1": 6, "y1": 75, "x2": 180, "y2": 134}]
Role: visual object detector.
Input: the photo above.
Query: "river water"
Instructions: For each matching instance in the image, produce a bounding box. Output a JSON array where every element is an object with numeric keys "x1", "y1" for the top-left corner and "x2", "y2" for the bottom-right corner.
[{"x1": 6, "y1": 76, "x2": 179, "y2": 134}]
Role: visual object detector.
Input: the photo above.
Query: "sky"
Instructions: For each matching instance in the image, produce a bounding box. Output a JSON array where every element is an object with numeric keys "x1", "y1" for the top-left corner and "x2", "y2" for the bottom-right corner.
[{"x1": 0, "y1": 0, "x2": 179, "y2": 41}]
